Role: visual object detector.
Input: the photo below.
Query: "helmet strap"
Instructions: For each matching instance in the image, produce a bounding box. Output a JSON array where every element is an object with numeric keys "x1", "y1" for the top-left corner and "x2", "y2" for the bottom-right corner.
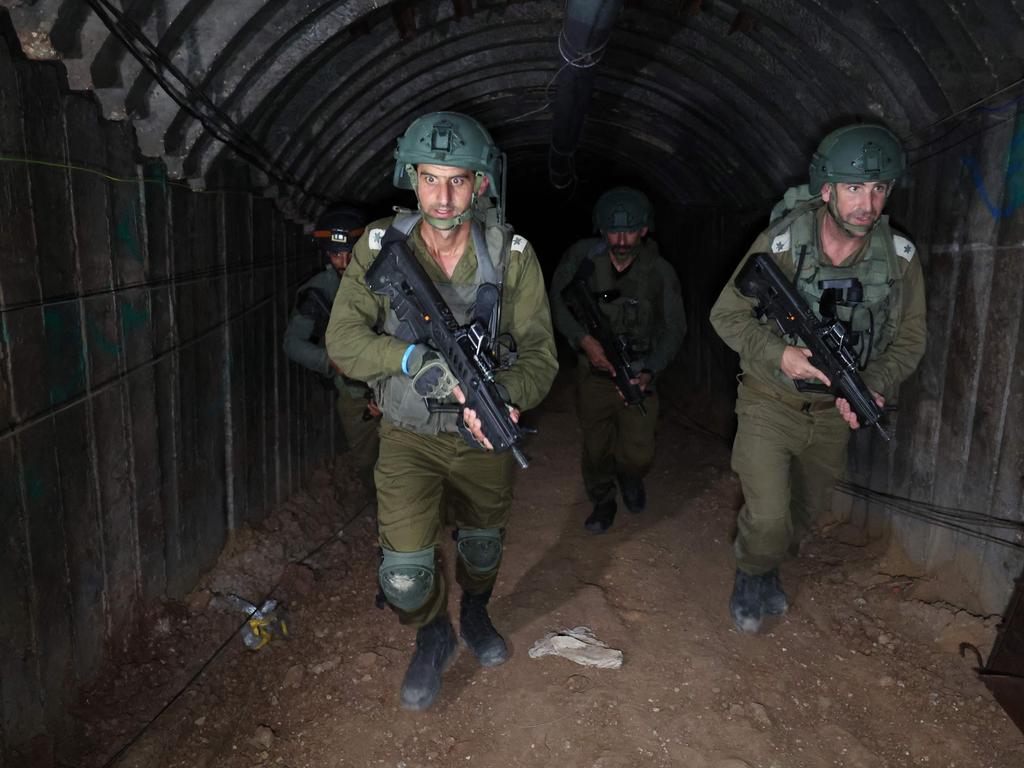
[{"x1": 825, "y1": 183, "x2": 877, "y2": 237}]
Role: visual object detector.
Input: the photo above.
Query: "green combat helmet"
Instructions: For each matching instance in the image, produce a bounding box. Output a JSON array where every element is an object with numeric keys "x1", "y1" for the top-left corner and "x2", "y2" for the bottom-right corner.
[
  {"x1": 592, "y1": 187, "x2": 654, "y2": 233},
  {"x1": 808, "y1": 124, "x2": 906, "y2": 192},
  {"x1": 808, "y1": 123, "x2": 906, "y2": 235},
  {"x1": 393, "y1": 111, "x2": 504, "y2": 229}
]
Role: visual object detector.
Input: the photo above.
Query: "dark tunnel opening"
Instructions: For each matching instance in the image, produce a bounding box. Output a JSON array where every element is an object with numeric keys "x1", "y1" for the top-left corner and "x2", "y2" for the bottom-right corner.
[{"x1": 3, "y1": 2, "x2": 1024, "y2": 762}]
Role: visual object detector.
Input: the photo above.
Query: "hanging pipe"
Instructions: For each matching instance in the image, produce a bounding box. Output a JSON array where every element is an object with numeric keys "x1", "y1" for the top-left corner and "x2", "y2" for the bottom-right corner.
[{"x1": 548, "y1": 0, "x2": 624, "y2": 190}]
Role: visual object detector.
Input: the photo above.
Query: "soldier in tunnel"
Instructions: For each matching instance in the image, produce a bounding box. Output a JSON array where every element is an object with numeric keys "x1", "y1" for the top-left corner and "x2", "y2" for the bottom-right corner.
[
  {"x1": 325, "y1": 112, "x2": 557, "y2": 710},
  {"x1": 710, "y1": 124, "x2": 927, "y2": 634},
  {"x1": 548, "y1": 187, "x2": 686, "y2": 534},
  {"x1": 283, "y1": 205, "x2": 381, "y2": 488}
]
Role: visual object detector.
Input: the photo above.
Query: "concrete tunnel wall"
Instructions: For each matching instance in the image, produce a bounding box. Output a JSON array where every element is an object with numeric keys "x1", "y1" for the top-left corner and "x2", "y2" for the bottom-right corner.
[
  {"x1": 0, "y1": 18, "x2": 346, "y2": 752},
  {"x1": 1, "y1": 3, "x2": 1024, "y2": 759}
]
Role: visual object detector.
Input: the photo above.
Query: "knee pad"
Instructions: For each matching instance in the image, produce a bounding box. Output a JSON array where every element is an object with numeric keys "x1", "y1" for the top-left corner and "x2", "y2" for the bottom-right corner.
[
  {"x1": 378, "y1": 546, "x2": 435, "y2": 612},
  {"x1": 456, "y1": 528, "x2": 503, "y2": 576}
]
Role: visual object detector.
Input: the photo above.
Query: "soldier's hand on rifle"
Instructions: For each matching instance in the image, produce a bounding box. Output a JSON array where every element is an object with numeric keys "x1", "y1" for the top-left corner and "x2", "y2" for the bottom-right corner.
[
  {"x1": 836, "y1": 391, "x2": 885, "y2": 430},
  {"x1": 780, "y1": 345, "x2": 832, "y2": 387},
  {"x1": 579, "y1": 335, "x2": 616, "y2": 377},
  {"x1": 404, "y1": 344, "x2": 458, "y2": 398},
  {"x1": 365, "y1": 394, "x2": 382, "y2": 419},
  {"x1": 453, "y1": 386, "x2": 520, "y2": 451},
  {"x1": 629, "y1": 371, "x2": 653, "y2": 393}
]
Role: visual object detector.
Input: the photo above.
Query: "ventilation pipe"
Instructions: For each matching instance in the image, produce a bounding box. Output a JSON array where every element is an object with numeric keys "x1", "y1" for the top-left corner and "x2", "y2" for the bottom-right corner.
[{"x1": 548, "y1": 0, "x2": 623, "y2": 190}]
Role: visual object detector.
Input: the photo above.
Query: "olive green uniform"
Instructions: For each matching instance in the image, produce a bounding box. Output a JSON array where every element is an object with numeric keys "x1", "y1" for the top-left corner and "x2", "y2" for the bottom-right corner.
[
  {"x1": 710, "y1": 201, "x2": 926, "y2": 575},
  {"x1": 325, "y1": 216, "x2": 557, "y2": 627},
  {"x1": 282, "y1": 266, "x2": 380, "y2": 483},
  {"x1": 549, "y1": 238, "x2": 686, "y2": 504}
]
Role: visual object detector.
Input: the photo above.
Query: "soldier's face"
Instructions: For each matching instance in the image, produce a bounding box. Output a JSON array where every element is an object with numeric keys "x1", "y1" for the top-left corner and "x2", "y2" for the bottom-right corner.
[
  {"x1": 823, "y1": 182, "x2": 890, "y2": 235},
  {"x1": 416, "y1": 164, "x2": 483, "y2": 221},
  {"x1": 604, "y1": 227, "x2": 647, "y2": 259},
  {"x1": 329, "y1": 249, "x2": 352, "y2": 272}
]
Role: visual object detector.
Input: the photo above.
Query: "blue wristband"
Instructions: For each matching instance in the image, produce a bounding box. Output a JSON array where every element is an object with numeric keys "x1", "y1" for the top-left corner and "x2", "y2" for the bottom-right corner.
[{"x1": 401, "y1": 344, "x2": 417, "y2": 376}]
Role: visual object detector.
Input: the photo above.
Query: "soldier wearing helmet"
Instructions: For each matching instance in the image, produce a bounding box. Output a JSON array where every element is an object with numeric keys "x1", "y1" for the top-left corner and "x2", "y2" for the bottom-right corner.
[
  {"x1": 710, "y1": 123, "x2": 927, "y2": 634},
  {"x1": 283, "y1": 205, "x2": 380, "y2": 487},
  {"x1": 548, "y1": 187, "x2": 686, "y2": 534},
  {"x1": 324, "y1": 112, "x2": 557, "y2": 710}
]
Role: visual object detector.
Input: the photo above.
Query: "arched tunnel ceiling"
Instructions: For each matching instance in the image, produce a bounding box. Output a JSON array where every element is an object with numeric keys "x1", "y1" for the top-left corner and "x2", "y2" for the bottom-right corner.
[{"x1": 6, "y1": 0, "x2": 1023, "y2": 220}]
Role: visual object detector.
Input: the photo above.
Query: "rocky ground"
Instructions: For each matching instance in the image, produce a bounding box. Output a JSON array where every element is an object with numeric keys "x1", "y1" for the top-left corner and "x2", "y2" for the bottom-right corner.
[{"x1": 53, "y1": 374, "x2": 1022, "y2": 768}]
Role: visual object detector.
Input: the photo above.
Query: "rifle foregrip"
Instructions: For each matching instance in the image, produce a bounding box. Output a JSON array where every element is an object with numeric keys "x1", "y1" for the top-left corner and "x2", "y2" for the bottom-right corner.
[
  {"x1": 737, "y1": 251, "x2": 890, "y2": 441},
  {"x1": 365, "y1": 229, "x2": 531, "y2": 463}
]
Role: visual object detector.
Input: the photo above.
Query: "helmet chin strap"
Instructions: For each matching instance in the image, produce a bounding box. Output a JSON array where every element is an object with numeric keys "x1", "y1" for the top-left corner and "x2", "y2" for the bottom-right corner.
[
  {"x1": 825, "y1": 182, "x2": 878, "y2": 237},
  {"x1": 407, "y1": 164, "x2": 484, "y2": 231}
]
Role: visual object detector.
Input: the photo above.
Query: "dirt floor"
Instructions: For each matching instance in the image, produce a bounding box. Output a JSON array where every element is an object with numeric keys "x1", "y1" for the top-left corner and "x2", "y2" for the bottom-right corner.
[{"x1": 56, "y1": 374, "x2": 1023, "y2": 768}]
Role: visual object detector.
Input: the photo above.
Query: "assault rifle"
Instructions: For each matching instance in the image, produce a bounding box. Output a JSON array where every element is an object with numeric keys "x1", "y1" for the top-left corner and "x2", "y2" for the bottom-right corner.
[
  {"x1": 563, "y1": 258, "x2": 647, "y2": 414},
  {"x1": 364, "y1": 227, "x2": 530, "y2": 468},
  {"x1": 735, "y1": 252, "x2": 890, "y2": 441}
]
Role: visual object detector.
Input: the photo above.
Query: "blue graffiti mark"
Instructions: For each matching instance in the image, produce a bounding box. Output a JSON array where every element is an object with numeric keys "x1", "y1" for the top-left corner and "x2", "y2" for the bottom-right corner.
[
  {"x1": 116, "y1": 202, "x2": 145, "y2": 264},
  {"x1": 86, "y1": 314, "x2": 121, "y2": 359},
  {"x1": 25, "y1": 470, "x2": 46, "y2": 503},
  {"x1": 961, "y1": 113, "x2": 1024, "y2": 219},
  {"x1": 978, "y1": 94, "x2": 1024, "y2": 114},
  {"x1": 44, "y1": 307, "x2": 86, "y2": 406},
  {"x1": 120, "y1": 299, "x2": 149, "y2": 335}
]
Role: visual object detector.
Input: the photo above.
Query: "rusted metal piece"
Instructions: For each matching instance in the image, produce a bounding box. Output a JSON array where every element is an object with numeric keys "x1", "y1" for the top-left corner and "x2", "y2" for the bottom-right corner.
[{"x1": 978, "y1": 576, "x2": 1024, "y2": 736}]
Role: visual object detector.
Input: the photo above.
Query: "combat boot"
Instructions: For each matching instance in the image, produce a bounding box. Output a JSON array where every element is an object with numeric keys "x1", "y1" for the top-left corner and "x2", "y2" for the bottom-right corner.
[
  {"x1": 617, "y1": 474, "x2": 646, "y2": 513},
  {"x1": 584, "y1": 499, "x2": 617, "y2": 533},
  {"x1": 730, "y1": 569, "x2": 766, "y2": 634},
  {"x1": 763, "y1": 568, "x2": 788, "y2": 615},
  {"x1": 460, "y1": 589, "x2": 509, "y2": 667},
  {"x1": 399, "y1": 614, "x2": 458, "y2": 711}
]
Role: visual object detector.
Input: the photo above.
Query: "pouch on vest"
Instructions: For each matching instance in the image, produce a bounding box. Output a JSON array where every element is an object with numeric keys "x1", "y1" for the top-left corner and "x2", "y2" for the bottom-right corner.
[{"x1": 374, "y1": 211, "x2": 514, "y2": 433}]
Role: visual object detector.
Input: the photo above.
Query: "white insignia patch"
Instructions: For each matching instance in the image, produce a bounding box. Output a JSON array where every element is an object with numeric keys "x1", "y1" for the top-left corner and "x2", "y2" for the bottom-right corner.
[
  {"x1": 511, "y1": 234, "x2": 528, "y2": 253},
  {"x1": 331, "y1": 232, "x2": 348, "y2": 243},
  {"x1": 771, "y1": 228, "x2": 791, "y2": 253},
  {"x1": 369, "y1": 228, "x2": 385, "y2": 250},
  {"x1": 893, "y1": 234, "x2": 916, "y2": 261}
]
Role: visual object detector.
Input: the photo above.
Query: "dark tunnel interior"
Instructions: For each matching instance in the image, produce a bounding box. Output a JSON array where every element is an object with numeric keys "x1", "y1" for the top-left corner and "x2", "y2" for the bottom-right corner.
[{"x1": 2, "y1": 1, "x2": 1023, "y2": 762}]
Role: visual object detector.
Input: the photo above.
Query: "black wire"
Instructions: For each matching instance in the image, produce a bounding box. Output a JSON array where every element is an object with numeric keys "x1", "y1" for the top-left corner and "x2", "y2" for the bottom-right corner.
[
  {"x1": 97, "y1": 497, "x2": 376, "y2": 768},
  {"x1": 83, "y1": 0, "x2": 331, "y2": 205},
  {"x1": 0, "y1": 252, "x2": 318, "y2": 315},
  {"x1": 836, "y1": 480, "x2": 1024, "y2": 550}
]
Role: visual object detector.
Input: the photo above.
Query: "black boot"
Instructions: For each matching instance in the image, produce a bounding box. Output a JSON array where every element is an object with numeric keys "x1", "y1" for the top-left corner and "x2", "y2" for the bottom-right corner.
[
  {"x1": 617, "y1": 475, "x2": 646, "y2": 513},
  {"x1": 584, "y1": 499, "x2": 617, "y2": 533},
  {"x1": 399, "y1": 614, "x2": 458, "y2": 711},
  {"x1": 730, "y1": 569, "x2": 766, "y2": 634},
  {"x1": 460, "y1": 590, "x2": 509, "y2": 667},
  {"x1": 763, "y1": 568, "x2": 788, "y2": 616}
]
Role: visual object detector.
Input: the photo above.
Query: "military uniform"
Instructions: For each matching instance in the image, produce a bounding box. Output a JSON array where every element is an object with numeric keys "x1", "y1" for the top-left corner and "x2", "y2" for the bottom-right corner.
[
  {"x1": 325, "y1": 215, "x2": 557, "y2": 628},
  {"x1": 549, "y1": 237, "x2": 686, "y2": 506},
  {"x1": 710, "y1": 198, "x2": 927, "y2": 575},
  {"x1": 283, "y1": 266, "x2": 380, "y2": 483}
]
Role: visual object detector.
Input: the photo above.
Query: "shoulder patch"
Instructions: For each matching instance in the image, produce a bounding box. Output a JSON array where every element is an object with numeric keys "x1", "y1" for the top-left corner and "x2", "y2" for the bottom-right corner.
[
  {"x1": 369, "y1": 228, "x2": 385, "y2": 251},
  {"x1": 511, "y1": 234, "x2": 528, "y2": 253},
  {"x1": 771, "y1": 228, "x2": 791, "y2": 253},
  {"x1": 893, "y1": 234, "x2": 916, "y2": 261}
]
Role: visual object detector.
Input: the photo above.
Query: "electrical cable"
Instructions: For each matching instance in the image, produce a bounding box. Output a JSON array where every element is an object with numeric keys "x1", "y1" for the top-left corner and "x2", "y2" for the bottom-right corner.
[
  {"x1": 835, "y1": 479, "x2": 1024, "y2": 551},
  {"x1": 95, "y1": 497, "x2": 376, "y2": 768},
  {"x1": 0, "y1": 253, "x2": 315, "y2": 315},
  {"x1": 83, "y1": 0, "x2": 332, "y2": 205}
]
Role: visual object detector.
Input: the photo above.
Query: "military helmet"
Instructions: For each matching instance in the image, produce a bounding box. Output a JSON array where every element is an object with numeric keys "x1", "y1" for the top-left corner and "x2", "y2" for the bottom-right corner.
[
  {"x1": 312, "y1": 205, "x2": 365, "y2": 252},
  {"x1": 592, "y1": 187, "x2": 654, "y2": 233},
  {"x1": 808, "y1": 124, "x2": 906, "y2": 193},
  {"x1": 392, "y1": 111, "x2": 502, "y2": 201}
]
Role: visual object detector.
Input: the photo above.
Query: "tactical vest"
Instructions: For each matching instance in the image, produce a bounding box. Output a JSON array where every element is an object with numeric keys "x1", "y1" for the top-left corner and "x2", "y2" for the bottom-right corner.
[
  {"x1": 767, "y1": 194, "x2": 912, "y2": 372},
  {"x1": 373, "y1": 210, "x2": 516, "y2": 434},
  {"x1": 581, "y1": 240, "x2": 658, "y2": 366}
]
